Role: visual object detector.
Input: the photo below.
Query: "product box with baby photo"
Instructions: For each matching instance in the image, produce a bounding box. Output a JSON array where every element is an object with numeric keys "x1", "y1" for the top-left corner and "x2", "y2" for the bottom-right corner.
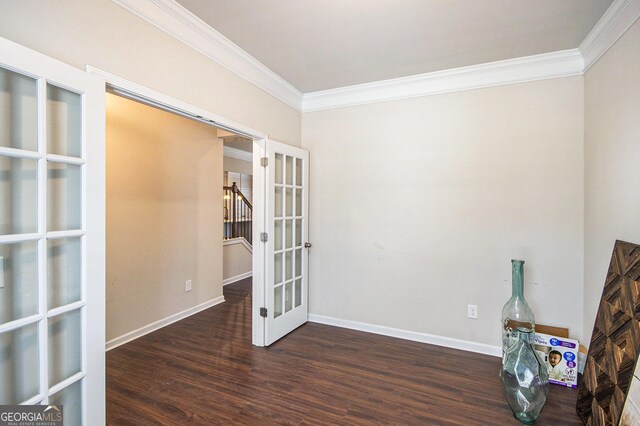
[{"x1": 534, "y1": 332, "x2": 579, "y2": 388}]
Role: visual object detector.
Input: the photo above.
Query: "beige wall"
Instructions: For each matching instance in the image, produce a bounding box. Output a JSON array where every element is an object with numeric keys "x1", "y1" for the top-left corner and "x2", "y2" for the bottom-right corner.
[
  {"x1": 302, "y1": 76, "x2": 585, "y2": 347},
  {"x1": 583, "y1": 19, "x2": 640, "y2": 343},
  {"x1": 0, "y1": 0, "x2": 301, "y2": 146},
  {"x1": 106, "y1": 93, "x2": 222, "y2": 341},
  {"x1": 224, "y1": 156, "x2": 253, "y2": 175},
  {"x1": 223, "y1": 240, "x2": 252, "y2": 282}
]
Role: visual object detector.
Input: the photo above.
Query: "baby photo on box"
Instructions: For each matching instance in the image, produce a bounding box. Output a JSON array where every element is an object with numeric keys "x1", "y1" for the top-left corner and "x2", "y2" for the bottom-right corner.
[{"x1": 534, "y1": 332, "x2": 579, "y2": 388}]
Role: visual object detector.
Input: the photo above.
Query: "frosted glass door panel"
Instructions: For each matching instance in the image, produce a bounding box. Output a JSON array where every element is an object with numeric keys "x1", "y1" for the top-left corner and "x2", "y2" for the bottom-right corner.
[
  {"x1": 295, "y1": 279, "x2": 302, "y2": 308},
  {"x1": 0, "y1": 156, "x2": 37, "y2": 235},
  {"x1": 49, "y1": 380, "x2": 82, "y2": 426},
  {"x1": 47, "y1": 85, "x2": 81, "y2": 157},
  {"x1": 274, "y1": 154, "x2": 283, "y2": 184},
  {"x1": 0, "y1": 241, "x2": 38, "y2": 323},
  {"x1": 285, "y1": 282, "x2": 292, "y2": 313},
  {"x1": 274, "y1": 285, "x2": 283, "y2": 318},
  {"x1": 47, "y1": 162, "x2": 82, "y2": 231},
  {"x1": 274, "y1": 220, "x2": 283, "y2": 251},
  {"x1": 0, "y1": 324, "x2": 39, "y2": 404},
  {"x1": 48, "y1": 309, "x2": 82, "y2": 387},
  {"x1": 47, "y1": 238, "x2": 81, "y2": 309},
  {"x1": 0, "y1": 68, "x2": 37, "y2": 151}
]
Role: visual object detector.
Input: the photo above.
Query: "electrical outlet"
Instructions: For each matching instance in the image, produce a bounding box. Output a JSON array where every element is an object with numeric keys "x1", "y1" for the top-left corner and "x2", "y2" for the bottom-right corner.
[
  {"x1": 185, "y1": 280, "x2": 192, "y2": 292},
  {"x1": 467, "y1": 304, "x2": 478, "y2": 319}
]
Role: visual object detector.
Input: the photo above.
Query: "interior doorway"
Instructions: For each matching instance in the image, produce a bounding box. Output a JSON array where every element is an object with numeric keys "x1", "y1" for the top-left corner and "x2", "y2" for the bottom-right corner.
[
  {"x1": 105, "y1": 93, "x2": 253, "y2": 350},
  {"x1": 221, "y1": 134, "x2": 254, "y2": 289}
]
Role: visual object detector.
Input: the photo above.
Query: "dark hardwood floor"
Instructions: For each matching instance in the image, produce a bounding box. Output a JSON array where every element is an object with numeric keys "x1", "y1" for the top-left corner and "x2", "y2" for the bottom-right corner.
[{"x1": 106, "y1": 278, "x2": 582, "y2": 425}]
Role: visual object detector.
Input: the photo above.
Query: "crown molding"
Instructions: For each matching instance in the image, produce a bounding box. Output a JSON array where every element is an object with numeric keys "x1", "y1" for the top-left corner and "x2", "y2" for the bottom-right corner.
[
  {"x1": 112, "y1": 0, "x2": 303, "y2": 111},
  {"x1": 112, "y1": 0, "x2": 635, "y2": 113},
  {"x1": 579, "y1": 0, "x2": 640, "y2": 72},
  {"x1": 301, "y1": 49, "x2": 584, "y2": 112},
  {"x1": 223, "y1": 146, "x2": 253, "y2": 162}
]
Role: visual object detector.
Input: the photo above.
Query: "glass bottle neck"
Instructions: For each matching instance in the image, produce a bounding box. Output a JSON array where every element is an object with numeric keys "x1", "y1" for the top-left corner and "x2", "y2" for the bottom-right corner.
[{"x1": 511, "y1": 259, "x2": 525, "y2": 299}]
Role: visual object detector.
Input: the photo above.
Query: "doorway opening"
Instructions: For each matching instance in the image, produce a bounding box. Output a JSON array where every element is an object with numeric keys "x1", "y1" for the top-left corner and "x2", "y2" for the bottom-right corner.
[
  {"x1": 104, "y1": 92, "x2": 260, "y2": 350},
  {"x1": 221, "y1": 134, "x2": 254, "y2": 290}
]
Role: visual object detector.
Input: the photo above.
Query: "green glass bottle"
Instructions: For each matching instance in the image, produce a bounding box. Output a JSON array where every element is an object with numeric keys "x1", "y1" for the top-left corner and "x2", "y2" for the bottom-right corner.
[
  {"x1": 501, "y1": 260, "x2": 535, "y2": 353},
  {"x1": 500, "y1": 259, "x2": 549, "y2": 424}
]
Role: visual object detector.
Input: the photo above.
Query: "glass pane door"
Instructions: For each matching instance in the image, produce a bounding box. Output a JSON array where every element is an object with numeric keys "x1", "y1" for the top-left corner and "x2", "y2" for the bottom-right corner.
[
  {"x1": 265, "y1": 140, "x2": 309, "y2": 346},
  {"x1": 0, "y1": 39, "x2": 103, "y2": 424}
]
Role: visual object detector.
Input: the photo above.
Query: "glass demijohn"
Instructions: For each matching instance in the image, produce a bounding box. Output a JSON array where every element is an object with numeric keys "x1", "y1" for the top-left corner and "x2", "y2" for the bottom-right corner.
[{"x1": 500, "y1": 259, "x2": 549, "y2": 424}]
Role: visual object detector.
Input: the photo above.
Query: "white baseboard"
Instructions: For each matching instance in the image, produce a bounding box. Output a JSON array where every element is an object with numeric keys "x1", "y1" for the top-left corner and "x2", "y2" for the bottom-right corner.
[
  {"x1": 308, "y1": 314, "x2": 502, "y2": 358},
  {"x1": 223, "y1": 271, "x2": 252, "y2": 286},
  {"x1": 106, "y1": 295, "x2": 225, "y2": 351}
]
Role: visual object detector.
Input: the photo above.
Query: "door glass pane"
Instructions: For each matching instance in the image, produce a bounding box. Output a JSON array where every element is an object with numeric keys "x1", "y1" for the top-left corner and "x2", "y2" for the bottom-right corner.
[
  {"x1": 47, "y1": 85, "x2": 81, "y2": 158},
  {"x1": 285, "y1": 282, "x2": 292, "y2": 313},
  {"x1": 295, "y1": 219, "x2": 302, "y2": 247},
  {"x1": 274, "y1": 154, "x2": 283, "y2": 184},
  {"x1": 0, "y1": 156, "x2": 38, "y2": 235},
  {"x1": 49, "y1": 379, "x2": 82, "y2": 426},
  {"x1": 274, "y1": 285, "x2": 282, "y2": 318},
  {"x1": 285, "y1": 156, "x2": 293, "y2": 185},
  {"x1": 0, "y1": 68, "x2": 37, "y2": 151},
  {"x1": 274, "y1": 253, "x2": 282, "y2": 284},
  {"x1": 0, "y1": 323, "x2": 39, "y2": 404},
  {"x1": 47, "y1": 162, "x2": 82, "y2": 231},
  {"x1": 0, "y1": 241, "x2": 38, "y2": 324},
  {"x1": 274, "y1": 220, "x2": 283, "y2": 252},
  {"x1": 295, "y1": 188, "x2": 302, "y2": 217},
  {"x1": 295, "y1": 249, "x2": 302, "y2": 278},
  {"x1": 295, "y1": 158, "x2": 302, "y2": 186},
  {"x1": 285, "y1": 250, "x2": 293, "y2": 281},
  {"x1": 274, "y1": 187, "x2": 282, "y2": 218},
  {"x1": 295, "y1": 279, "x2": 302, "y2": 308},
  {"x1": 285, "y1": 188, "x2": 293, "y2": 217},
  {"x1": 48, "y1": 309, "x2": 81, "y2": 387},
  {"x1": 47, "y1": 238, "x2": 81, "y2": 309},
  {"x1": 285, "y1": 220, "x2": 293, "y2": 249}
]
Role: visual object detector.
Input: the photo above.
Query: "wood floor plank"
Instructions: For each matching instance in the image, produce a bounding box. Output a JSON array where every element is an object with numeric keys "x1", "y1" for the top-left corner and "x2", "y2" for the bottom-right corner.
[{"x1": 107, "y1": 279, "x2": 582, "y2": 425}]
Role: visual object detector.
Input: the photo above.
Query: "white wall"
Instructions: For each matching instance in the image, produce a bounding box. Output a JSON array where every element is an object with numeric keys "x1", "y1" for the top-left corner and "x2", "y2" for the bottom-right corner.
[
  {"x1": 106, "y1": 93, "x2": 222, "y2": 342},
  {"x1": 302, "y1": 76, "x2": 585, "y2": 347},
  {"x1": 0, "y1": 0, "x2": 301, "y2": 146},
  {"x1": 223, "y1": 239, "x2": 252, "y2": 284},
  {"x1": 224, "y1": 156, "x2": 253, "y2": 176},
  {"x1": 583, "y1": 19, "x2": 640, "y2": 343}
]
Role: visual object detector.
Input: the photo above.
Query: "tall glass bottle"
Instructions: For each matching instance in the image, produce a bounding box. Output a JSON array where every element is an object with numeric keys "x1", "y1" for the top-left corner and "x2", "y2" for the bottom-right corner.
[
  {"x1": 500, "y1": 259, "x2": 549, "y2": 424},
  {"x1": 501, "y1": 259, "x2": 535, "y2": 353}
]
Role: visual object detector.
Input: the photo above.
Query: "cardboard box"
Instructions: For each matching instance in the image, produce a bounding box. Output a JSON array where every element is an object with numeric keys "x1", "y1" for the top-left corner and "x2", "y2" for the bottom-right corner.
[{"x1": 534, "y1": 332, "x2": 579, "y2": 388}]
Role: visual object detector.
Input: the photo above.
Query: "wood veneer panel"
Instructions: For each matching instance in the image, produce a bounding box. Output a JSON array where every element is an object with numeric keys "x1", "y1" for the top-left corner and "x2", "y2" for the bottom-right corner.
[{"x1": 577, "y1": 240, "x2": 640, "y2": 425}]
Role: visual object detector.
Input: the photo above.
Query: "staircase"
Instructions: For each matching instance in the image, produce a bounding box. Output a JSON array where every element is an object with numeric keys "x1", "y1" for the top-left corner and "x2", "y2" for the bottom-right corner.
[{"x1": 223, "y1": 182, "x2": 252, "y2": 244}]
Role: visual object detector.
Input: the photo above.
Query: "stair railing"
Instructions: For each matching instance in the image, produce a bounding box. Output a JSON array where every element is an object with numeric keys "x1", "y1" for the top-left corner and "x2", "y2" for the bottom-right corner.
[{"x1": 223, "y1": 182, "x2": 252, "y2": 244}]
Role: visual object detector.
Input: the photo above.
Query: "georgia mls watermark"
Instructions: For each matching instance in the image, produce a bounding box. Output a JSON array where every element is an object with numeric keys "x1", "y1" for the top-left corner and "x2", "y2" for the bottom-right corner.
[{"x1": 0, "y1": 405, "x2": 63, "y2": 426}]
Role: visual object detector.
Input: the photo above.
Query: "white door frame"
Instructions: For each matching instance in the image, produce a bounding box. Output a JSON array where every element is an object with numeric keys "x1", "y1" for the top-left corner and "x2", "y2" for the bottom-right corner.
[{"x1": 86, "y1": 66, "x2": 269, "y2": 346}]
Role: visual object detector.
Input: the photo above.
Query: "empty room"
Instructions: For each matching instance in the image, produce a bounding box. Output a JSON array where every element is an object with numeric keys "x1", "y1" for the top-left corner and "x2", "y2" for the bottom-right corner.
[{"x1": 1, "y1": 0, "x2": 639, "y2": 425}]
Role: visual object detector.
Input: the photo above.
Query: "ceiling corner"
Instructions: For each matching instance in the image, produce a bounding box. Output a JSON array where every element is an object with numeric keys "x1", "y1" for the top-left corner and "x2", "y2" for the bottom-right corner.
[
  {"x1": 111, "y1": 0, "x2": 303, "y2": 111},
  {"x1": 579, "y1": 0, "x2": 640, "y2": 71}
]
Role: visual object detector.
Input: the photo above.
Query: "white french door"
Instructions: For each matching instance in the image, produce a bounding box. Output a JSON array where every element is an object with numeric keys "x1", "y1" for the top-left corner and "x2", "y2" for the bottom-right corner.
[
  {"x1": 264, "y1": 140, "x2": 309, "y2": 346},
  {"x1": 0, "y1": 37, "x2": 105, "y2": 424}
]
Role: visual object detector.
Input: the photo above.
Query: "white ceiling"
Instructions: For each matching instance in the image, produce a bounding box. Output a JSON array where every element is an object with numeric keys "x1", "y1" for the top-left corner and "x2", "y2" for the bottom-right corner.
[{"x1": 175, "y1": 0, "x2": 612, "y2": 93}]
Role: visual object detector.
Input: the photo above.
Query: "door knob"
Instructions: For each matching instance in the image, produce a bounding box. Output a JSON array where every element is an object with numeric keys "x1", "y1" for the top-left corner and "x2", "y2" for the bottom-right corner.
[{"x1": 304, "y1": 242, "x2": 312, "y2": 248}]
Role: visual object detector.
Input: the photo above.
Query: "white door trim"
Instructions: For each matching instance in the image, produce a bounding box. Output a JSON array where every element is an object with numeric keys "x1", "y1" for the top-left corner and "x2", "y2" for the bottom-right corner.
[
  {"x1": 85, "y1": 66, "x2": 268, "y2": 347},
  {"x1": 252, "y1": 139, "x2": 267, "y2": 346}
]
